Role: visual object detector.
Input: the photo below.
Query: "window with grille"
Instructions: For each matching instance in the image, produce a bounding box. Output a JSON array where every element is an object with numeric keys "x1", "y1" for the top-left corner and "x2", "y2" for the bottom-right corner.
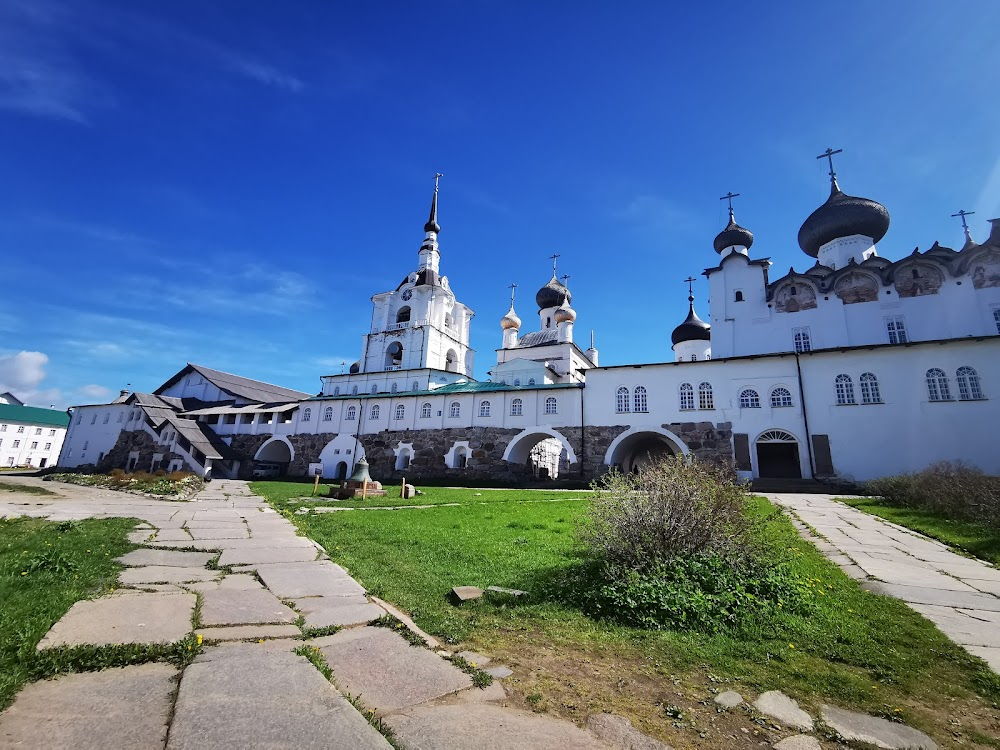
[
  {"x1": 351, "y1": 386, "x2": 358, "y2": 395},
  {"x1": 544, "y1": 397, "x2": 558, "y2": 415},
  {"x1": 370, "y1": 405, "x2": 380, "y2": 419},
  {"x1": 395, "y1": 404, "x2": 405, "y2": 420},
  {"x1": 886, "y1": 316, "x2": 908, "y2": 344},
  {"x1": 449, "y1": 402, "x2": 461, "y2": 418},
  {"x1": 323, "y1": 407, "x2": 333, "y2": 421},
  {"x1": 758, "y1": 429, "x2": 796, "y2": 443},
  {"x1": 420, "y1": 402, "x2": 432, "y2": 418},
  {"x1": 510, "y1": 398, "x2": 523, "y2": 416},
  {"x1": 679, "y1": 383, "x2": 694, "y2": 410},
  {"x1": 303, "y1": 408, "x2": 312, "y2": 422},
  {"x1": 739, "y1": 388, "x2": 760, "y2": 408},
  {"x1": 616, "y1": 386, "x2": 630, "y2": 413},
  {"x1": 771, "y1": 387, "x2": 793, "y2": 407},
  {"x1": 479, "y1": 401, "x2": 491, "y2": 417},
  {"x1": 859, "y1": 373, "x2": 881, "y2": 404},
  {"x1": 698, "y1": 382, "x2": 713, "y2": 410},
  {"x1": 690, "y1": 354, "x2": 697, "y2": 361},
  {"x1": 793, "y1": 327, "x2": 812, "y2": 353},
  {"x1": 117, "y1": 412, "x2": 124, "y2": 423},
  {"x1": 926, "y1": 368, "x2": 951, "y2": 401},
  {"x1": 371, "y1": 385, "x2": 378, "y2": 394},
  {"x1": 528, "y1": 378, "x2": 536, "y2": 385},
  {"x1": 346, "y1": 406, "x2": 356, "y2": 420},
  {"x1": 391, "y1": 382, "x2": 398, "y2": 393},
  {"x1": 334, "y1": 387, "x2": 340, "y2": 396},
  {"x1": 633, "y1": 386, "x2": 648, "y2": 412},
  {"x1": 956, "y1": 366, "x2": 983, "y2": 400},
  {"x1": 835, "y1": 374, "x2": 855, "y2": 404},
  {"x1": 514, "y1": 378, "x2": 521, "y2": 387},
  {"x1": 412, "y1": 381, "x2": 419, "y2": 391}
]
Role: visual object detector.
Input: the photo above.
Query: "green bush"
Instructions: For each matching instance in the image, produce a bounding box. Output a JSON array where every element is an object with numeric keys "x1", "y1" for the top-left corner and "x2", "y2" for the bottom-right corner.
[{"x1": 866, "y1": 460, "x2": 1000, "y2": 530}]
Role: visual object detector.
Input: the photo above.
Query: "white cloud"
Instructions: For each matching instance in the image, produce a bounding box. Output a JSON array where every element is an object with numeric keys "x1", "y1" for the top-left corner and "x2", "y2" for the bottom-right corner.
[
  {"x1": 614, "y1": 194, "x2": 697, "y2": 235},
  {"x1": 78, "y1": 384, "x2": 113, "y2": 399},
  {"x1": 0, "y1": 350, "x2": 62, "y2": 407}
]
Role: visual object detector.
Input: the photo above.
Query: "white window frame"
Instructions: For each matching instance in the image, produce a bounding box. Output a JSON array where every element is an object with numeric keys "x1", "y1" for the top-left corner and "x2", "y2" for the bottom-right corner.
[
  {"x1": 835, "y1": 374, "x2": 856, "y2": 405},
  {"x1": 793, "y1": 327, "x2": 812, "y2": 353},
  {"x1": 323, "y1": 406, "x2": 333, "y2": 421},
  {"x1": 510, "y1": 398, "x2": 523, "y2": 416},
  {"x1": 370, "y1": 404, "x2": 380, "y2": 420},
  {"x1": 886, "y1": 316, "x2": 908, "y2": 344},
  {"x1": 633, "y1": 386, "x2": 648, "y2": 413},
  {"x1": 420, "y1": 402, "x2": 432, "y2": 418},
  {"x1": 302, "y1": 407, "x2": 312, "y2": 422},
  {"x1": 616, "y1": 386, "x2": 630, "y2": 413},
  {"x1": 770, "y1": 387, "x2": 793, "y2": 408},
  {"x1": 859, "y1": 372, "x2": 882, "y2": 404},
  {"x1": 738, "y1": 388, "x2": 760, "y2": 408},
  {"x1": 479, "y1": 401, "x2": 491, "y2": 418},
  {"x1": 395, "y1": 404, "x2": 405, "y2": 420},
  {"x1": 679, "y1": 383, "x2": 694, "y2": 410},
  {"x1": 698, "y1": 382, "x2": 713, "y2": 410},
  {"x1": 926, "y1": 368, "x2": 951, "y2": 402},
  {"x1": 544, "y1": 397, "x2": 557, "y2": 415},
  {"x1": 449, "y1": 402, "x2": 461, "y2": 418},
  {"x1": 346, "y1": 406, "x2": 357, "y2": 421},
  {"x1": 956, "y1": 366, "x2": 983, "y2": 401}
]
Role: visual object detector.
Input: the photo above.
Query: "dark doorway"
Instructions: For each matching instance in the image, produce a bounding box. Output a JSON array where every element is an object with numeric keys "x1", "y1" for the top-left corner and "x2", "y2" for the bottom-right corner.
[
  {"x1": 335, "y1": 461, "x2": 348, "y2": 480},
  {"x1": 756, "y1": 442, "x2": 801, "y2": 479}
]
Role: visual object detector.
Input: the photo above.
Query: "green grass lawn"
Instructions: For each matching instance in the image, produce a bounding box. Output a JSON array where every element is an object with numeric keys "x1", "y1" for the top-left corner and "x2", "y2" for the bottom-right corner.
[
  {"x1": 0, "y1": 516, "x2": 136, "y2": 709},
  {"x1": 0, "y1": 482, "x2": 57, "y2": 496},
  {"x1": 839, "y1": 497, "x2": 1000, "y2": 566},
  {"x1": 253, "y1": 484, "x2": 1000, "y2": 747}
]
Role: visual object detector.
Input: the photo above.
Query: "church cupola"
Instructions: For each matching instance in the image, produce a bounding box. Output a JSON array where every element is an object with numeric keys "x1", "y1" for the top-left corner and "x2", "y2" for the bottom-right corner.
[
  {"x1": 536, "y1": 255, "x2": 573, "y2": 330},
  {"x1": 671, "y1": 281, "x2": 711, "y2": 362},
  {"x1": 417, "y1": 173, "x2": 443, "y2": 275},
  {"x1": 714, "y1": 192, "x2": 754, "y2": 257},
  {"x1": 555, "y1": 293, "x2": 576, "y2": 343},
  {"x1": 500, "y1": 283, "x2": 521, "y2": 349},
  {"x1": 797, "y1": 148, "x2": 889, "y2": 270}
]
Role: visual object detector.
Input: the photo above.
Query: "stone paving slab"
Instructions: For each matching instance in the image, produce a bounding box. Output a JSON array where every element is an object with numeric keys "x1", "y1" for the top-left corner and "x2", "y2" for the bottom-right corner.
[
  {"x1": 821, "y1": 704, "x2": 938, "y2": 749},
  {"x1": 196, "y1": 624, "x2": 301, "y2": 642},
  {"x1": 384, "y1": 703, "x2": 613, "y2": 749},
  {"x1": 38, "y1": 591, "x2": 196, "y2": 648},
  {"x1": 119, "y1": 565, "x2": 221, "y2": 585},
  {"x1": 147, "y1": 529, "x2": 194, "y2": 542},
  {"x1": 863, "y1": 581, "x2": 1000, "y2": 612},
  {"x1": 216, "y1": 545, "x2": 318, "y2": 566},
  {"x1": 167, "y1": 643, "x2": 392, "y2": 750},
  {"x1": 185, "y1": 528, "x2": 249, "y2": 540},
  {"x1": 255, "y1": 561, "x2": 367, "y2": 599},
  {"x1": 183, "y1": 573, "x2": 263, "y2": 593},
  {"x1": 199, "y1": 588, "x2": 298, "y2": 627},
  {"x1": 118, "y1": 548, "x2": 215, "y2": 568},
  {"x1": 0, "y1": 663, "x2": 177, "y2": 750},
  {"x1": 965, "y1": 646, "x2": 1000, "y2": 672},
  {"x1": 295, "y1": 599, "x2": 385, "y2": 628},
  {"x1": 317, "y1": 627, "x2": 472, "y2": 714}
]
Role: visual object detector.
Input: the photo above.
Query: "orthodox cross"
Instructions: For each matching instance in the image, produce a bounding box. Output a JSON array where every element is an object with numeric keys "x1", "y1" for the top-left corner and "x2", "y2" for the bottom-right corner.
[
  {"x1": 433, "y1": 172, "x2": 443, "y2": 190},
  {"x1": 549, "y1": 253, "x2": 560, "y2": 276},
  {"x1": 560, "y1": 274, "x2": 571, "y2": 289},
  {"x1": 951, "y1": 209, "x2": 975, "y2": 242},
  {"x1": 719, "y1": 191, "x2": 740, "y2": 218},
  {"x1": 684, "y1": 276, "x2": 697, "y2": 300},
  {"x1": 507, "y1": 282, "x2": 517, "y2": 306},
  {"x1": 816, "y1": 147, "x2": 843, "y2": 184}
]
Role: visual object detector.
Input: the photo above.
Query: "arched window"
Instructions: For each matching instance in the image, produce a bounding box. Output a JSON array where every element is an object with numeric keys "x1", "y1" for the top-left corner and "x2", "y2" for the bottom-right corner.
[
  {"x1": 514, "y1": 378, "x2": 521, "y2": 387},
  {"x1": 835, "y1": 374, "x2": 856, "y2": 405},
  {"x1": 396, "y1": 306, "x2": 411, "y2": 324},
  {"x1": 323, "y1": 406, "x2": 333, "y2": 421},
  {"x1": 302, "y1": 407, "x2": 312, "y2": 422},
  {"x1": 735, "y1": 291, "x2": 744, "y2": 302},
  {"x1": 510, "y1": 398, "x2": 523, "y2": 416},
  {"x1": 391, "y1": 382, "x2": 398, "y2": 393},
  {"x1": 370, "y1": 404, "x2": 380, "y2": 420},
  {"x1": 528, "y1": 378, "x2": 536, "y2": 385},
  {"x1": 445, "y1": 349, "x2": 457, "y2": 372},
  {"x1": 351, "y1": 386, "x2": 358, "y2": 395},
  {"x1": 449, "y1": 402, "x2": 461, "y2": 418},
  {"x1": 127, "y1": 411, "x2": 133, "y2": 422},
  {"x1": 371, "y1": 385, "x2": 378, "y2": 395},
  {"x1": 956, "y1": 366, "x2": 983, "y2": 401},
  {"x1": 103, "y1": 413, "x2": 110, "y2": 424},
  {"x1": 793, "y1": 328, "x2": 812, "y2": 353},
  {"x1": 633, "y1": 386, "x2": 648, "y2": 413},
  {"x1": 860, "y1": 373, "x2": 881, "y2": 404},
  {"x1": 420, "y1": 402, "x2": 432, "y2": 418},
  {"x1": 117, "y1": 412, "x2": 124, "y2": 423},
  {"x1": 444, "y1": 313, "x2": 453, "y2": 329},
  {"x1": 771, "y1": 387, "x2": 793, "y2": 407},
  {"x1": 83, "y1": 441, "x2": 88, "y2": 450},
  {"x1": 334, "y1": 387, "x2": 341, "y2": 396},
  {"x1": 346, "y1": 406, "x2": 356, "y2": 420},
  {"x1": 412, "y1": 381, "x2": 419, "y2": 392},
  {"x1": 926, "y1": 368, "x2": 950, "y2": 401},
  {"x1": 698, "y1": 382, "x2": 714, "y2": 410},
  {"x1": 739, "y1": 388, "x2": 760, "y2": 408},
  {"x1": 544, "y1": 397, "x2": 557, "y2": 415},
  {"x1": 479, "y1": 401, "x2": 491, "y2": 417},
  {"x1": 616, "y1": 386, "x2": 630, "y2": 413},
  {"x1": 679, "y1": 383, "x2": 694, "y2": 410},
  {"x1": 690, "y1": 354, "x2": 697, "y2": 361},
  {"x1": 395, "y1": 404, "x2": 405, "y2": 420}
]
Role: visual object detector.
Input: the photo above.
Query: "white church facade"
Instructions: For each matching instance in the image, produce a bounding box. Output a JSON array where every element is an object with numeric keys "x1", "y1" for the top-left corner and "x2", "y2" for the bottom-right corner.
[{"x1": 57, "y1": 164, "x2": 1000, "y2": 485}]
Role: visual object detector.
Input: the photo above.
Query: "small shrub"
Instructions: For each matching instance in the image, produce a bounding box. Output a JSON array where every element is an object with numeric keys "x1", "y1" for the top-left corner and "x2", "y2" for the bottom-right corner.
[
  {"x1": 167, "y1": 470, "x2": 192, "y2": 481},
  {"x1": 866, "y1": 460, "x2": 1000, "y2": 530},
  {"x1": 581, "y1": 457, "x2": 755, "y2": 569},
  {"x1": 152, "y1": 469, "x2": 167, "y2": 478},
  {"x1": 109, "y1": 468, "x2": 126, "y2": 479}
]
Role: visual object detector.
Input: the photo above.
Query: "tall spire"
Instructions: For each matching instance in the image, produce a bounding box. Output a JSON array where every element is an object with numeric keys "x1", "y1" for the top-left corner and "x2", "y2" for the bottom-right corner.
[{"x1": 425, "y1": 173, "x2": 442, "y2": 234}]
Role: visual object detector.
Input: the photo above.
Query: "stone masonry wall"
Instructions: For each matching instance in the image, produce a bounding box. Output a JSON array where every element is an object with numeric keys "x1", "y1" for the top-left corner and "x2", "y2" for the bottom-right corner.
[
  {"x1": 663, "y1": 420, "x2": 734, "y2": 466},
  {"x1": 99, "y1": 430, "x2": 191, "y2": 474},
  {"x1": 230, "y1": 434, "x2": 274, "y2": 479}
]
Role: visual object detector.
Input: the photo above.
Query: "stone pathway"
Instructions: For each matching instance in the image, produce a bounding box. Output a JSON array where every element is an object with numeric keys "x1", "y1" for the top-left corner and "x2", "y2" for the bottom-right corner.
[
  {"x1": 768, "y1": 493, "x2": 1000, "y2": 673},
  {"x1": 0, "y1": 477, "x2": 667, "y2": 749}
]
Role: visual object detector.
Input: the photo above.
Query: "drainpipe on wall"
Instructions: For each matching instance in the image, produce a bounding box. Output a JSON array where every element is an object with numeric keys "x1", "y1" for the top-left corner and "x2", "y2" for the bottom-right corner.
[
  {"x1": 794, "y1": 352, "x2": 816, "y2": 479},
  {"x1": 579, "y1": 384, "x2": 586, "y2": 480}
]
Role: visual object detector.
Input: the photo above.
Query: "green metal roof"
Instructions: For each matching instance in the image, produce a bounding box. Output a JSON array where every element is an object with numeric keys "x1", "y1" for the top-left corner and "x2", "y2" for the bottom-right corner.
[
  {"x1": 0, "y1": 403, "x2": 70, "y2": 428},
  {"x1": 305, "y1": 380, "x2": 582, "y2": 402}
]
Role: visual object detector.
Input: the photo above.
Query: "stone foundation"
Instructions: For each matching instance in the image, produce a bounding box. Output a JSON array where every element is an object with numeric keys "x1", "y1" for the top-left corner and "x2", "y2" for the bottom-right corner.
[
  {"x1": 100, "y1": 429, "x2": 191, "y2": 474},
  {"x1": 663, "y1": 421, "x2": 734, "y2": 466}
]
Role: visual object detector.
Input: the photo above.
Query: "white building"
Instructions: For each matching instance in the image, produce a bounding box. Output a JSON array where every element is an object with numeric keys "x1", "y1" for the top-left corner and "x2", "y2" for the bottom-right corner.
[
  {"x1": 58, "y1": 168, "x2": 1000, "y2": 485},
  {"x1": 0, "y1": 395, "x2": 69, "y2": 469}
]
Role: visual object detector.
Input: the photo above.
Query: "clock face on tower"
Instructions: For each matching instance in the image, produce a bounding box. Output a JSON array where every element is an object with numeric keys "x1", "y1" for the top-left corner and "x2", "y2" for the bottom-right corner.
[{"x1": 401, "y1": 289, "x2": 412, "y2": 301}]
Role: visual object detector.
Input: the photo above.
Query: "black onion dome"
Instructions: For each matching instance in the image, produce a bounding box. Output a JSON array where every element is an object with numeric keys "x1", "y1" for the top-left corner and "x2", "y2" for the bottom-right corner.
[
  {"x1": 713, "y1": 214, "x2": 754, "y2": 253},
  {"x1": 349, "y1": 361, "x2": 360, "y2": 374},
  {"x1": 535, "y1": 276, "x2": 572, "y2": 310},
  {"x1": 671, "y1": 301, "x2": 711, "y2": 345},
  {"x1": 798, "y1": 183, "x2": 890, "y2": 258}
]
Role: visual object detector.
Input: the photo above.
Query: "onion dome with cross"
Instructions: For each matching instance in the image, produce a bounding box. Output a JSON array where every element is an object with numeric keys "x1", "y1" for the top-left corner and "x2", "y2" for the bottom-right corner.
[
  {"x1": 671, "y1": 278, "x2": 711, "y2": 349},
  {"x1": 798, "y1": 148, "x2": 889, "y2": 259},
  {"x1": 714, "y1": 192, "x2": 754, "y2": 254}
]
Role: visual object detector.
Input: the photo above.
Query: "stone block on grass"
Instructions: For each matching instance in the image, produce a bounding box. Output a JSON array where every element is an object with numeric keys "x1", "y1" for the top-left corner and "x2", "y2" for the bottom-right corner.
[
  {"x1": 820, "y1": 705, "x2": 938, "y2": 749},
  {"x1": 450, "y1": 586, "x2": 484, "y2": 602},
  {"x1": 753, "y1": 691, "x2": 813, "y2": 732}
]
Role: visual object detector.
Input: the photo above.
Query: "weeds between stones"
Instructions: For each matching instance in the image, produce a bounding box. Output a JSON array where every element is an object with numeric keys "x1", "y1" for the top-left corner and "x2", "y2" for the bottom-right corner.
[
  {"x1": 448, "y1": 655, "x2": 494, "y2": 688},
  {"x1": 369, "y1": 614, "x2": 427, "y2": 647}
]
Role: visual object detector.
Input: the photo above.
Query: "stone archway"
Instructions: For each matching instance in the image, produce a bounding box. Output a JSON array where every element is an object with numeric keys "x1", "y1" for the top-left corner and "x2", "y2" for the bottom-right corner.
[
  {"x1": 255, "y1": 437, "x2": 294, "y2": 464},
  {"x1": 503, "y1": 428, "x2": 577, "y2": 479},
  {"x1": 604, "y1": 428, "x2": 687, "y2": 474}
]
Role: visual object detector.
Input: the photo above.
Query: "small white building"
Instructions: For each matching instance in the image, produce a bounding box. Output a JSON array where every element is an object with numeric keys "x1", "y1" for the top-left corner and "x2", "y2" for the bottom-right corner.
[{"x1": 0, "y1": 396, "x2": 69, "y2": 469}]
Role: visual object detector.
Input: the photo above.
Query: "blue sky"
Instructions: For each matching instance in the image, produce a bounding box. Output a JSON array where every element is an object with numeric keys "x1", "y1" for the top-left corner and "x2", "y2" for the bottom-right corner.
[{"x1": 1, "y1": 0, "x2": 998, "y2": 408}]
